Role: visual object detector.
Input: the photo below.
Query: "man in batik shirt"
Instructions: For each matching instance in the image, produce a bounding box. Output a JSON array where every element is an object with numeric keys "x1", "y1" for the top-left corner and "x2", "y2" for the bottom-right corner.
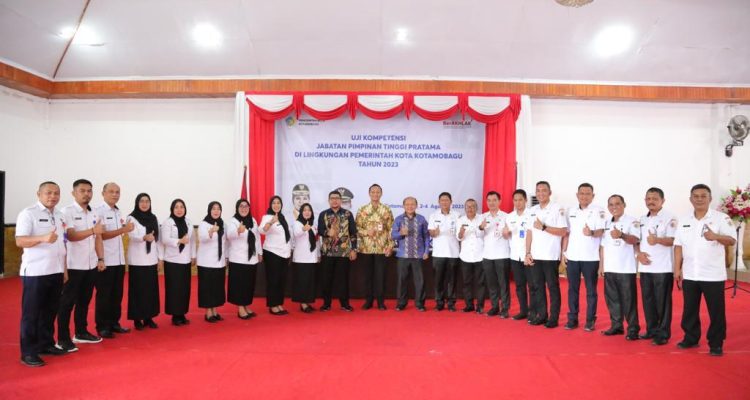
[
  {"x1": 356, "y1": 184, "x2": 394, "y2": 310},
  {"x1": 318, "y1": 190, "x2": 358, "y2": 311}
]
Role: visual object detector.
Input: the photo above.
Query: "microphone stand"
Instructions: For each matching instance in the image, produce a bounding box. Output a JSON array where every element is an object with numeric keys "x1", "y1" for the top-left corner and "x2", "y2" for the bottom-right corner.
[{"x1": 725, "y1": 224, "x2": 749, "y2": 298}]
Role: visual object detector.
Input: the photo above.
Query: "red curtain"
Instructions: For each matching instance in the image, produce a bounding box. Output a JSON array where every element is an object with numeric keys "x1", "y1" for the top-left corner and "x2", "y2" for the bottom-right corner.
[{"x1": 246, "y1": 92, "x2": 521, "y2": 217}]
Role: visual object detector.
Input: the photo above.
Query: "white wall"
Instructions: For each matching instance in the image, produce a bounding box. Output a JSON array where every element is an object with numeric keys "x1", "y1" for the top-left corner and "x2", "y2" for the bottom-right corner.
[
  {"x1": 0, "y1": 87, "x2": 236, "y2": 223},
  {"x1": 2, "y1": 86, "x2": 749, "y2": 223},
  {"x1": 520, "y1": 99, "x2": 750, "y2": 217}
]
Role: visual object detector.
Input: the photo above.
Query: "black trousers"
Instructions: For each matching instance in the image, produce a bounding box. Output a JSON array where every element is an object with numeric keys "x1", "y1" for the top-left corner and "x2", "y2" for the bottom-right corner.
[
  {"x1": 510, "y1": 259, "x2": 530, "y2": 316},
  {"x1": 58, "y1": 268, "x2": 97, "y2": 341},
  {"x1": 531, "y1": 260, "x2": 561, "y2": 323},
  {"x1": 483, "y1": 258, "x2": 511, "y2": 312},
  {"x1": 681, "y1": 279, "x2": 726, "y2": 348},
  {"x1": 433, "y1": 257, "x2": 458, "y2": 306},
  {"x1": 321, "y1": 256, "x2": 351, "y2": 307},
  {"x1": 566, "y1": 260, "x2": 599, "y2": 324},
  {"x1": 461, "y1": 261, "x2": 485, "y2": 308},
  {"x1": 360, "y1": 253, "x2": 386, "y2": 306},
  {"x1": 264, "y1": 251, "x2": 288, "y2": 308},
  {"x1": 291, "y1": 262, "x2": 316, "y2": 304},
  {"x1": 95, "y1": 264, "x2": 125, "y2": 331},
  {"x1": 20, "y1": 274, "x2": 63, "y2": 357},
  {"x1": 641, "y1": 272, "x2": 673, "y2": 340},
  {"x1": 604, "y1": 272, "x2": 640, "y2": 334},
  {"x1": 396, "y1": 258, "x2": 425, "y2": 308}
]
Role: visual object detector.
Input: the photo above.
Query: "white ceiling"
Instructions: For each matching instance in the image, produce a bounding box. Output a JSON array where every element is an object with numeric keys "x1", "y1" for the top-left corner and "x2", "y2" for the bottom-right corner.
[{"x1": 0, "y1": 0, "x2": 748, "y2": 85}]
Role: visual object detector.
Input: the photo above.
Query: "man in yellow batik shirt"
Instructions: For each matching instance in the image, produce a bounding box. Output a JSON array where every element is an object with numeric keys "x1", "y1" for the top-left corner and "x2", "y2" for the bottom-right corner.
[{"x1": 356, "y1": 184, "x2": 394, "y2": 310}]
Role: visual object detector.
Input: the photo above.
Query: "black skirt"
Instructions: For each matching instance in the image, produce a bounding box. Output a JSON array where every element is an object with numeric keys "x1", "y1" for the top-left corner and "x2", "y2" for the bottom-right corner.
[
  {"x1": 264, "y1": 250, "x2": 289, "y2": 308},
  {"x1": 198, "y1": 266, "x2": 226, "y2": 308},
  {"x1": 128, "y1": 264, "x2": 160, "y2": 320},
  {"x1": 292, "y1": 262, "x2": 316, "y2": 303},
  {"x1": 164, "y1": 261, "x2": 191, "y2": 316},
  {"x1": 227, "y1": 262, "x2": 258, "y2": 306}
]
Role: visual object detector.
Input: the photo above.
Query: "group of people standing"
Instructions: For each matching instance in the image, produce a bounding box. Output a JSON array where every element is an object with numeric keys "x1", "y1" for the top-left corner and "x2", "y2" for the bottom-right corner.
[{"x1": 15, "y1": 179, "x2": 735, "y2": 367}]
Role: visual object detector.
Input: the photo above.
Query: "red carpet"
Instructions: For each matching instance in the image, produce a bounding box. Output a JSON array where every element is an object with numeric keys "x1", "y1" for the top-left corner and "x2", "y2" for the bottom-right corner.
[{"x1": 0, "y1": 275, "x2": 749, "y2": 399}]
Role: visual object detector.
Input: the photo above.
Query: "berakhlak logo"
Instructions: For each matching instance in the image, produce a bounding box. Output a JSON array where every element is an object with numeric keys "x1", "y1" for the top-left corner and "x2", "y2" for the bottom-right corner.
[
  {"x1": 285, "y1": 116, "x2": 297, "y2": 127},
  {"x1": 442, "y1": 120, "x2": 473, "y2": 129}
]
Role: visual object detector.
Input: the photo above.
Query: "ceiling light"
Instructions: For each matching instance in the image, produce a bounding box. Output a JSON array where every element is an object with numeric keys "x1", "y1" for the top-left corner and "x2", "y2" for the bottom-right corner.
[
  {"x1": 396, "y1": 28, "x2": 408, "y2": 42},
  {"x1": 58, "y1": 26, "x2": 103, "y2": 46},
  {"x1": 592, "y1": 25, "x2": 634, "y2": 57},
  {"x1": 193, "y1": 23, "x2": 222, "y2": 47},
  {"x1": 556, "y1": 0, "x2": 593, "y2": 7}
]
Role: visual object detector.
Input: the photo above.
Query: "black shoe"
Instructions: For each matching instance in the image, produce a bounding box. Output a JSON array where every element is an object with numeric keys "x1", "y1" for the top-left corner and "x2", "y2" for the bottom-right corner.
[
  {"x1": 112, "y1": 324, "x2": 131, "y2": 334},
  {"x1": 98, "y1": 329, "x2": 114, "y2": 339},
  {"x1": 602, "y1": 328, "x2": 625, "y2": 336},
  {"x1": 486, "y1": 308, "x2": 499, "y2": 317},
  {"x1": 499, "y1": 311, "x2": 510, "y2": 319},
  {"x1": 564, "y1": 321, "x2": 578, "y2": 330},
  {"x1": 172, "y1": 317, "x2": 184, "y2": 326},
  {"x1": 214, "y1": 313, "x2": 224, "y2": 321},
  {"x1": 584, "y1": 320, "x2": 596, "y2": 332},
  {"x1": 39, "y1": 346, "x2": 67, "y2": 356},
  {"x1": 378, "y1": 304, "x2": 387, "y2": 310},
  {"x1": 134, "y1": 320, "x2": 145, "y2": 331},
  {"x1": 709, "y1": 347, "x2": 723, "y2": 356},
  {"x1": 270, "y1": 308, "x2": 287, "y2": 316},
  {"x1": 639, "y1": 333, "x2": 654, "y2": 340},
  {"x1": 362, "y1": 302, "x2": 373, "y2": 310},
  {"x1": 416, "y1": 306, "x2": 426, "y2": 312},
  {"x1": 181, "y1": 317, "x2": 191, "y2": 325},
  {"x1": 205, "y1": 315, "x2": 218, "y2": 323},
  {"x1": 395, "y1": 305, "x2": 405, "y2": 311},
  {"x1": 20, "y1": 355, "x2": 45, "y2": 367},
  {"x1": 511, "y1": 313, "x2": 527, "y2": 321},
  {"x1": 677, "y1": 340, "x2": 699, "y2": 349},
  {"x1": 238, "y1": 312, "x2": 252, "y2": 320},
  {"x1": 73, "y1": 331, "x2": 103, "y2": 344},
  {"x1": 462, "y1": 305, "x2": 475, "y2": 313},
  {"x1": 476, "y1": 307, "x2": 484, "y2": 314},
  {"x1": 625, "y1": 332, "x2": 640, "y2": 341},
  {"x1": 544, "y1": 321, "x2": 559, "y2": 329},
  {"x1": 529, "y1": 318, "x2": 547, "y2": 326},
  {"x1": 56, "y1": 340, "x2": 78, "y2": 353},
  {"x1": 144, "y1": 319, "x2": 158, "y2": 329},
  {"x1": 448, "y1": 304, "x2": 457, "y2": 312},
  {"x1": 652, "y1": 337, "x2": 668, "y2": 346},
  {"x1": 436, "y1": 303, "x2": 444, "y2": 311},
  {"x1": 341, "y1": 305, "x2": 354, "y2": 312}
]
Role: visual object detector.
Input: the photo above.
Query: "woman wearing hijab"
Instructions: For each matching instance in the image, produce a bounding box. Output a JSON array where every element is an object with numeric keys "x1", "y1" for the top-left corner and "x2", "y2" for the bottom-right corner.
[
  {"x1": 127, "y1": 193, "x2": 161, "y2": 330},
  {"x1": 197, "y1": 201, "x2": 226, "y2": 323},
  {"x1": 226, "y1": 199, "x2": 263, "y2": 319},
  {"x1": 260, "y1": 195, "x2": 292, "y2": 315},
  {"x1": 292, "y1": 203, "x2": 319, "y2": 313},
  {"x1": 160, "y1": 199, "x2": 196, "y2": 326}
]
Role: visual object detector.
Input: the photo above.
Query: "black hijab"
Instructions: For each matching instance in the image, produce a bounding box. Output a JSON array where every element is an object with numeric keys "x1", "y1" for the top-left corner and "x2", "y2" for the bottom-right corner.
[
  {"x1": 296, "y1": 203, "x2": 316, "y2": 252},
  {"x1": 169, "y1": 199, "x2": 188, "y2": 253},
  {"x1": 233, "y1": 199, "x2": 256, "y2": 260},
  {"x1": 203, "y1": 201, "x2": 224, "y2": 260},
  {"x1": 130, "y1": 193, "x2": 159, "y2": 254},
  {"x1": 266, "y1": 195, "x2": 290, "y2": 242}
]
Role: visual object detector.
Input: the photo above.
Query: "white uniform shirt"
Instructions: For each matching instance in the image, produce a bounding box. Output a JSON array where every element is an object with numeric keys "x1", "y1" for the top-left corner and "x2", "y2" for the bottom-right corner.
[
  {"x1": 638, "y1": 209, "x2": 677, "y2": 274},
  {"x1": 480, "y1": 210, "x2": 511, "y2": 260},
  {"x1": 528, "y1": 202, "x2": 567, "y2": 261},
  {"x1": 456, "y1": 215, "x2": 485, "y2": 263},
  {"x1": 15, "y1": 202, "x2": 66, "y2": 276},
  {"x1": 259, "y1": 214, "x2": 292, "y2": 258},
  {"x1": 126, "y1": 216, "x2": 161, "y2": 266},
  {"x1": 160, "y1": 217, "x2": 197, "y2": 264},
  {"x1": 197, "y1": 220, "x2": 227, "y2": 269},
  {"x1": 674, "y1": 210, "x2": 735, "y2": 282},
  {"x1": 226, "y1": 217, "x2": 263, "y2": 265},
  {"x1": 62, "y1": 202, "x2": 99, "y2": 270},
  {"x1": 95, "y1": 203, "x2": 126, "y2": 266},
  {"x1": 506, "y1": 209, "x2": 529, "y2": 262},
  {"x1": 565, "y1": 204, "x2": 607, "y2": 262},
  {"x1": 600, "y1": 214, "x2": 639, "y2": 274},
  {"x1": 427, "y1": 210, "x2": 460, "y2": 258},
  {"x1": 292, "y1": 221, "x2": 320, "y2": 263}
]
